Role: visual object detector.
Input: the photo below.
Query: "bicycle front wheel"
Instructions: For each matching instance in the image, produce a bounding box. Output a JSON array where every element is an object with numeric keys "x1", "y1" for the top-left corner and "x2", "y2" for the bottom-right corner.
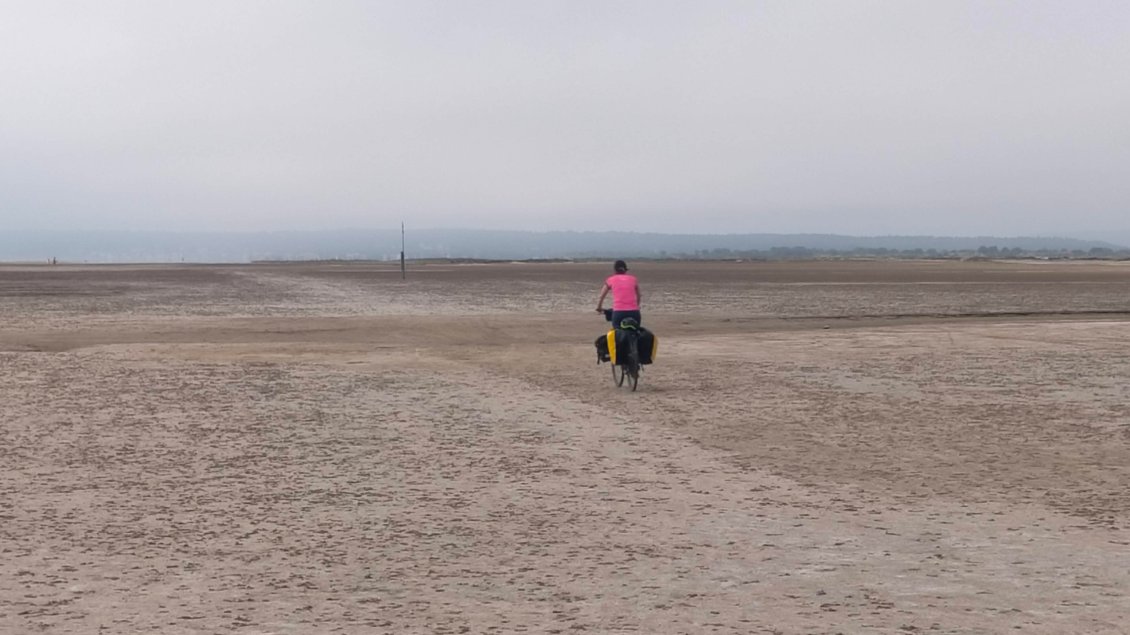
[{"x1": 611, "y1": 361, "x2": 626, "y2": 387}]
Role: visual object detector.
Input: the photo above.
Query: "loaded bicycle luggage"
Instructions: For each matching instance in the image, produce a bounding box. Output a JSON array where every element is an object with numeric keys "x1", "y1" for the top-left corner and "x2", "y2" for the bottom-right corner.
[
  {"x1": 595, "y1": 326, "x2": 658, "y2": 365},
  {"x1": 595, "y1": 315, "x2": 657, "y2": 391}
]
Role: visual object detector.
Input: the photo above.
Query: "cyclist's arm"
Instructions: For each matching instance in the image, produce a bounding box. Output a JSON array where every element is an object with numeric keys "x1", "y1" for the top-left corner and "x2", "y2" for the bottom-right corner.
[
  {"x1": 635, "y1": 283, "x2": 641, "y2": 306},
  {"x1": 596, "y1": 284, "x2": 610, "y2": 312}
]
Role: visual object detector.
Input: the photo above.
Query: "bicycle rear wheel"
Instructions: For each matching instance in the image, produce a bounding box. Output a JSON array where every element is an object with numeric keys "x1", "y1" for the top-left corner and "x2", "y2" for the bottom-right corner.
[
  {"x1": 625, "y1": 362, "x2": 639, "y2": 391},
  {"x1": 625, "y1": 346, "x2": 640, "y2": 392}
]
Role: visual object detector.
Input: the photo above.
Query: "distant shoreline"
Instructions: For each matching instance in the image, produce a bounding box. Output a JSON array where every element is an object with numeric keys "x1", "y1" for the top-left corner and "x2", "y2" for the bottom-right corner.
[{"x1": 2, "y1": 229, "x2": 1127, "y2": 264}]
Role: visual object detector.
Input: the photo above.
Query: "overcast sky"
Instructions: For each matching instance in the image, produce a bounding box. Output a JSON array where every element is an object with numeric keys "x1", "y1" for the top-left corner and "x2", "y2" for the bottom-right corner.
[{"x1": 2, "y1": 1, "x2": 1127, "y2": 236}]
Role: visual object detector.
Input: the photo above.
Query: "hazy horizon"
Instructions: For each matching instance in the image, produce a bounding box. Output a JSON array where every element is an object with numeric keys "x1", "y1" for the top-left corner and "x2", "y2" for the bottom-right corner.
[
  {"x1": 2, "y1": 228, "x2": 1125, "y2": 264},
  {"x1": 3, "y1": 2, "x2": 1128, "y2": 236}
]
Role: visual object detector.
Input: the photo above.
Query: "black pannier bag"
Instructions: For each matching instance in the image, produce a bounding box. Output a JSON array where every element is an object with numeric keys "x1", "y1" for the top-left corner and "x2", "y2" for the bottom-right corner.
[
  {"x1": 636, "y1": 327, "x2": 657, "y2": 365},
  {"x1": 595, "y1": 333, "x2": 611, "y2": 363}
]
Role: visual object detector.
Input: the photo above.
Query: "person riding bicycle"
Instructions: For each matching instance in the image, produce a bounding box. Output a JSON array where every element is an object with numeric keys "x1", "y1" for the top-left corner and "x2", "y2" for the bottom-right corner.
[{"x1": 595, "y1": 259, "x2": 641, "y2": 329}]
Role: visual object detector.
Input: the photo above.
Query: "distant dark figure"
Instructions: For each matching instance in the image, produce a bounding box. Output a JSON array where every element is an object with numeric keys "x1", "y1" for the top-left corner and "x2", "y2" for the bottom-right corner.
[{"x1": 595, "y1": 259, "x2": 642, "y2": 329}]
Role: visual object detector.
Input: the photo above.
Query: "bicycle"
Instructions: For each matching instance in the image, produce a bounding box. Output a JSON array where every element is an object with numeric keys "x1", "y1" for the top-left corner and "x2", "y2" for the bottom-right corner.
[{"x1": 600, "y1": 309, "x2": 641, "y2": 391}]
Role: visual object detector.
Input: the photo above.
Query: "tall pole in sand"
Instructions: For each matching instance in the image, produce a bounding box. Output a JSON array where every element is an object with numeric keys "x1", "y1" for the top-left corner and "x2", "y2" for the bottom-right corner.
[{"x1": 400, "y1": 221, "x2": 406, "y2": 280}]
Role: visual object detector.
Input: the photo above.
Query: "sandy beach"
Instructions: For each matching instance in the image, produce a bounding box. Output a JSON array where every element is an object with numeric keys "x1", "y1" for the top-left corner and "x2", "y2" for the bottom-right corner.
[{"x1": 2, "y1": 260, "x2": 1129, "y2": 634}]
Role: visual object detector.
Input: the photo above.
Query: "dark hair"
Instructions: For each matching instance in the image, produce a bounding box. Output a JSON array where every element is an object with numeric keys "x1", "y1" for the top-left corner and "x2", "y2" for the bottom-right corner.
[{"x1": 613, "y1": 260, "x2": 628, "y2": 273}]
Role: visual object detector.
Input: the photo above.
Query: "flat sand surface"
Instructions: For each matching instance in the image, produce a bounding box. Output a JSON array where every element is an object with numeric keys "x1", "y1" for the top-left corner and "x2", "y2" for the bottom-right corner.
[{"x1": 2, "y1": 260, "x2": 1129, "y2": 634}]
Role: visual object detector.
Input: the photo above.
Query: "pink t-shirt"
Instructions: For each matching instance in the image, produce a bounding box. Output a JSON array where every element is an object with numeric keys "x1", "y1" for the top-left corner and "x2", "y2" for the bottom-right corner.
[{"x1": 606, "y1": 273, "x2": 640, "y2": 311}]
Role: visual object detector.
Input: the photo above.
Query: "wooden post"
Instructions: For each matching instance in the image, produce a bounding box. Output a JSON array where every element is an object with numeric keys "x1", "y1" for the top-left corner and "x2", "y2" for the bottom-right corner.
[{"x1": 400, "y1": 222, "x2": 406, "y2": 279}]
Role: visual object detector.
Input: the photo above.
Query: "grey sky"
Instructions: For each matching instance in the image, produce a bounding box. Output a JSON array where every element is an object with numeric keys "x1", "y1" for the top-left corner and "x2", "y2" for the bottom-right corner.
[{"x1": 2, "y1": 1, "x2": 1127, "y2": 235}]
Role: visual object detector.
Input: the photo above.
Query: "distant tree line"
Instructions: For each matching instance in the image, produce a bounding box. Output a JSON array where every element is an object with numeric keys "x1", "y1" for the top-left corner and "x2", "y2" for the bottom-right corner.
[{"x1": 666, "y1": 245, "x2": 1130, "y2": 261}]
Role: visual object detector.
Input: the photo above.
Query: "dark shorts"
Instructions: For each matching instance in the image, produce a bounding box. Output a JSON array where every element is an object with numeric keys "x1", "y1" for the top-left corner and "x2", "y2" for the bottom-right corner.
[{"x1": 610, "y1": 310, "x2": 642, "y2": 330}]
